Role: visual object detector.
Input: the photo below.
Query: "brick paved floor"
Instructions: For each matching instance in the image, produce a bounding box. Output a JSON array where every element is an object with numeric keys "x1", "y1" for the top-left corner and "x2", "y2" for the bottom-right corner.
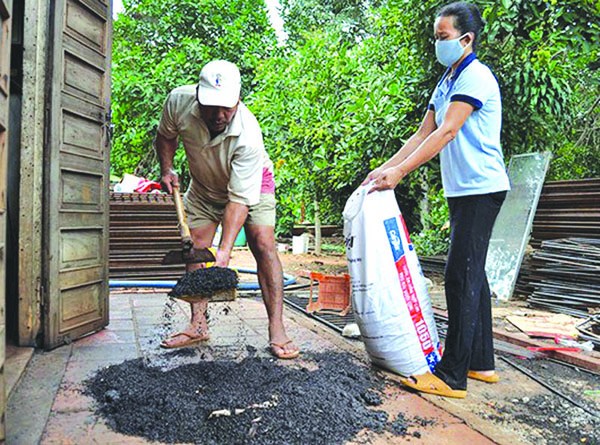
[{"x1": 7, "y1": 291, "x2": 499, "y2": 445}]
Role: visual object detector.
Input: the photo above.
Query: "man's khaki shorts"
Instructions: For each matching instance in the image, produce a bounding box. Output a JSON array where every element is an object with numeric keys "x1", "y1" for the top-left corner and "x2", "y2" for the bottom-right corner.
[{"x1": 184, "y1": 188, "x2": 276, "y2": 229}]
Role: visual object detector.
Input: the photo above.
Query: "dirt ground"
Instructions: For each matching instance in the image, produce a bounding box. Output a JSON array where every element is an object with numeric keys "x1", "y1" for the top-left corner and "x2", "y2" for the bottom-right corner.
[
  {"x1": 228, "y1": 241, "x2": 349, "y2": 283},
  {"x1": 229, "y1": 240, "x2": 600, "y2": 445}
]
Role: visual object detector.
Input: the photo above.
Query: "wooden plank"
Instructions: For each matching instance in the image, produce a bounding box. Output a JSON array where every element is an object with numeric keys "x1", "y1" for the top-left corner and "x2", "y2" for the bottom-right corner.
[
  {"x1": 493, "y1": 326, "x2": 600, "y2": 373},
  {"x1": 505, "y1": 314, "x2": 580, "y2": 338},
  {"x1": 433, "y1": 308, "x2": 600, "y2": 373}
]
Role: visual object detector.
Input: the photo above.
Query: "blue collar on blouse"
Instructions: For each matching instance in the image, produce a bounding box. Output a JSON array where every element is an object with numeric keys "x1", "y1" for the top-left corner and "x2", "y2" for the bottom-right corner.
[{"x1": 437, "y1": 52, "x2": 478, "y2": 87}]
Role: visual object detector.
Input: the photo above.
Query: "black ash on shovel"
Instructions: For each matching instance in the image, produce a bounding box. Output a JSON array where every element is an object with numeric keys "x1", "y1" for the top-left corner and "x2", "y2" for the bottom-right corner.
[{"x1": 168, "y1": 267, "x2": 239, "y2": 301}]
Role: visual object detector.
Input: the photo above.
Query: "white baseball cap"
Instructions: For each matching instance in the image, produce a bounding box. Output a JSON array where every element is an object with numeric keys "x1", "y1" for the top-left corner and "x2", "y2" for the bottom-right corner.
[{"x1": 196, "y1": 60, "x2": 241, "y2": 108}]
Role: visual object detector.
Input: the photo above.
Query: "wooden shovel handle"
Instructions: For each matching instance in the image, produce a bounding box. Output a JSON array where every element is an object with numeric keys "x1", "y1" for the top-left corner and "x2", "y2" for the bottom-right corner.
[{"x1": 172, "y1": 185, "x2": 192, "y2": 244}]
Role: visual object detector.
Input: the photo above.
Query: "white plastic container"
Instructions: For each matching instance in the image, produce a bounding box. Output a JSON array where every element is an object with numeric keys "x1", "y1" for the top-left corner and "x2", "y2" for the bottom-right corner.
[{"x1": 292, "y1": 234, "x2": 309, "y2": 254}]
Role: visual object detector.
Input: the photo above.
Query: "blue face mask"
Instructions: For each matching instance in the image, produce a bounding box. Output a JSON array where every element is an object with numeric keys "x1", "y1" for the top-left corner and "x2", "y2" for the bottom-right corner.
[{"x1": 435, "y1": 33, "x2": 471, "y2": 67}]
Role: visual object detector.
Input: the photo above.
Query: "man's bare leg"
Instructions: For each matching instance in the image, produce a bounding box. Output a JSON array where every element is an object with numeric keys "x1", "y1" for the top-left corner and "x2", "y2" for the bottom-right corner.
[
  {"x1": 245, "y1": 224, "x2": 299, "y2": 358},
  {"x1": 160, "y1": 222, "x2": 217, "y2": 348}
]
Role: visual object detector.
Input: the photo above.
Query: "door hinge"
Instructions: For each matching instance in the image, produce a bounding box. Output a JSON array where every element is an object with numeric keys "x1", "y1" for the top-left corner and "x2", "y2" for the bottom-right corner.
[
  {"x1": 37, "y1": 277, "x2": 45, "y2": 307},
  {"x1": 105, "y1": 110, "x2": 114, "y2": 147}
]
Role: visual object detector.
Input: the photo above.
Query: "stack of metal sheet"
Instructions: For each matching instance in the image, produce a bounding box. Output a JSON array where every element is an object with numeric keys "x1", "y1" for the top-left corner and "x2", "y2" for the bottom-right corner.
[
  {"x1": 419, "y1": 255, "x2": 447, "y2": 275},
  {"x1": 109, "y1": 192, "x2": 186, "y2": 279},
  {"x1": 513, "y1": 252, "x2": 535, "y2": 297},
  {"x1": 531, "y1": 179, "x2": 600, "y2": 247},
  {"x1": 527, "y1": 238, "x2": 600, "y2": 317}
]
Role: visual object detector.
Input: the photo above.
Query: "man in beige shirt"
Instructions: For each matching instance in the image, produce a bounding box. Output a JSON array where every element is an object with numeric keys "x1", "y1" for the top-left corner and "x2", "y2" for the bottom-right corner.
[{"x1": 155, "y1": 60, "x2": 299, "y2": 359}]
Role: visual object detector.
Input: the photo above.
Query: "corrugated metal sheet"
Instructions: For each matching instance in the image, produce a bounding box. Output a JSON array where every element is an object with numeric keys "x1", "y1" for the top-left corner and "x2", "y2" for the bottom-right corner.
[
  {"x1": 109, "y1": 192, "x2": 185, "y2": 280},
  {"x1": 531, "y1": 179, "x2": 600, "y2": 246},
  {"x1": 526, "y1": 238, "x2": 600, "y2": 316}
]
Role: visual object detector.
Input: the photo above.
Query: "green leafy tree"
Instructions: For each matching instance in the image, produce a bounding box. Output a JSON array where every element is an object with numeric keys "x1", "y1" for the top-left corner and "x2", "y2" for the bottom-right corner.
[
  {"x1": 478, "y1": 0, "x2": 599, "y2": 163},
  {"x1": 412, "y1": 188, "x2": 450, "y2": 256},
  {"x1": 110, "y1": 0, "x2": 277, "y2": 184},
  {"x1": 111, "y1": 0, "x2": 599, "y2": 243},
  {"x1": 248, "y1": 2, "x2": 440, "y2": 235},
  {"x1": 279, "y1": 0, "x2": 382, "y2": 48}
]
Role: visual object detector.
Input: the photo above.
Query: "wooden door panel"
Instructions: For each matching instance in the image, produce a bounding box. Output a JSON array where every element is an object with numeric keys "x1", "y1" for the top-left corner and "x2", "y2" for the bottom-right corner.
[
  {"x1": 44, "y1": 0, "x2": 111, "y2": 349},
  {"x1": 63, "y1": 111, "x2": 105, "y2": 157},
  {"x1": 61, "y1": 169, "x2": 103, "y2": 210},
  {"x1": 64, "y1": 53, "x2": 105, "y2": 101},
  {"x1": 59, "y1": 283, "x2": 102, "y2": 331},
  {"x1": 66, "y1": 0, "x2": 108, "y2": 52},
  {"x1": 60, "y1": 266, "x2": 104, "y2": 291}
]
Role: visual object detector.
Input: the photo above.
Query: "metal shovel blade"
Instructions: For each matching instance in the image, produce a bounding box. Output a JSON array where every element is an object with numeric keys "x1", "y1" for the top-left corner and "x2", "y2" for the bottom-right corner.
[{"x1": 161, "y1": 247, "x2": 216, "y2": 265}]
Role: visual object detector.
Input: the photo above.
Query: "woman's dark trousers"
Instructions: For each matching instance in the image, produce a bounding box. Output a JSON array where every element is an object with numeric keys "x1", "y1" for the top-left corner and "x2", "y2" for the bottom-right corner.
[{"x1": 434, "y1": 191, "x2": 506, "y2": 390}]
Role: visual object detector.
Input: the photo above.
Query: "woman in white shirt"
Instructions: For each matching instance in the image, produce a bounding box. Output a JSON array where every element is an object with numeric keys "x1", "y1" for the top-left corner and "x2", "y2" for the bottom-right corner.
[{"x1": 366, "y1": 1, "x2": 509, "y2": 398}]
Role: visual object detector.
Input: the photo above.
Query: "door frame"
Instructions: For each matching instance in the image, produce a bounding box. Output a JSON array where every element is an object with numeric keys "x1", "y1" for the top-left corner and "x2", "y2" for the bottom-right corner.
[
  {"x1": 0, "y1": 0, "x2": 12, "y2": 439},
  {"x1": 16, "y1": 0, "x2": 50, "y2": 346}
]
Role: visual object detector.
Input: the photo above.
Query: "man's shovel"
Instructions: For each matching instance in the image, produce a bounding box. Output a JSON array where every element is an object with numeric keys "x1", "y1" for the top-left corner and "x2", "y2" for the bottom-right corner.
[{"x1": 161, "y1": 185, "x2": 216, "y2": 265}]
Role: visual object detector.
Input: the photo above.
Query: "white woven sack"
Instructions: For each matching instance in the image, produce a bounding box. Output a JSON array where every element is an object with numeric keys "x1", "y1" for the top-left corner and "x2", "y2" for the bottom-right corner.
[{"x1": 343, "y1": 185, "x2": 442, "y2": 376}]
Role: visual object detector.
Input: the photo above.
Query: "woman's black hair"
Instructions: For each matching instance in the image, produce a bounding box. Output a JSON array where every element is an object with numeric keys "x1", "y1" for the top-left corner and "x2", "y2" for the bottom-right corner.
[{"x1": 437, "y1": 2, "x2": 485, "y2": 50}]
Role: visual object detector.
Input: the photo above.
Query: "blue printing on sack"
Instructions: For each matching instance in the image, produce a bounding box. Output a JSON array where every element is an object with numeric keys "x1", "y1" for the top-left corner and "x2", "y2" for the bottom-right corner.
[
  {"x1": 426, "y1": 349, "x2": 440, "y2": 372},
  {"x1": 384, "y1": 217, "x2": 404, "y2": 262}
]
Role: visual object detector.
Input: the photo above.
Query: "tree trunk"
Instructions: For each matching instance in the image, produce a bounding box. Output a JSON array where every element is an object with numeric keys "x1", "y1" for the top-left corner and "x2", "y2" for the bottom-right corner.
[{"x1": 314, "y1": 198, "x2": 321, "y2": 255}]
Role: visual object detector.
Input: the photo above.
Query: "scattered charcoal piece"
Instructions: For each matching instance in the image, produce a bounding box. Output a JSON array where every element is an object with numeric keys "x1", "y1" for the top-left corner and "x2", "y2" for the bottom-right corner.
[
  {"x1": 388, "y1": 413, "x2": 409, "y2": 436},
  {"x1": 361, "y1": 390, "x2": 383, "y2": 406},
  {"x1": 104, "y1": 389, "x2": 120, "y2": 403},
  {"x1": 412, "y1": 415, "x2": 436, "y2": 427}
]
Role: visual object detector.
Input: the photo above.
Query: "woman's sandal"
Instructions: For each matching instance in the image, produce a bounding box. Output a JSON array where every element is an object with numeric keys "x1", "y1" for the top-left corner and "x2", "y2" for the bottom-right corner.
[
  {"x1": 400, "y1": 372, "x2": 467, "y2": 399},
  {"x1": 467, "y1": 370, "x2": 500, "y2": 383}
]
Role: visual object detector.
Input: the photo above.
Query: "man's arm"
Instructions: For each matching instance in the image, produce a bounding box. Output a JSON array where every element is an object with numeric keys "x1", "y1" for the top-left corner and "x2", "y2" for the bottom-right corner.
[
  {"x1": 155, "y1": 132, "x2": 179, "y2": 193},
  {"x1": 216, "y1": 201, "x2": 249, "y2": 267}
]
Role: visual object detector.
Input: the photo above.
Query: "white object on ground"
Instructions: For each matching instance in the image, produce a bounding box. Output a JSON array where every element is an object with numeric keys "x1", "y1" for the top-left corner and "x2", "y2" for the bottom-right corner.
[
  {"x1": 292, "y1": 234, "x2": 309, "y2": 254},
  {"x1": 114, "y1": 173, "x2": 144, "y2": 193},
  {"x1": 556, "y1": 337, "x2": 595, "y2": 352},
  {"x1": 208, "y1": 409, "x2": 232, "y2": 418},
  {"x1": 341, "y1": 323, "x2": 361, "y2": 338}
]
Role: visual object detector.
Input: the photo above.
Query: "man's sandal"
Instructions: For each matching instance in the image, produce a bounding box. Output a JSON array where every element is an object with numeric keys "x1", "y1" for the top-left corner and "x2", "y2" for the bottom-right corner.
[
  {"x1": 160, "y1": 332, "x2": 210, "y2": 349},
  {"x1": 269, "y1": 341, "x2": 300, "y2": 360},
  {"x1": 467, "y1": 370, "x2": 500, "y2": 383},
  {"x1": 400, "y1": 372, "x2": 467, "y2": 399}
]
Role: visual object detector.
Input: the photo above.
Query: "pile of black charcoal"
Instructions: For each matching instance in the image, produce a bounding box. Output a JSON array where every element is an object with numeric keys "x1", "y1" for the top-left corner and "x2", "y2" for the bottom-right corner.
[{"x1": 85, "y1": 351, "x2": 429, "y2": 444}]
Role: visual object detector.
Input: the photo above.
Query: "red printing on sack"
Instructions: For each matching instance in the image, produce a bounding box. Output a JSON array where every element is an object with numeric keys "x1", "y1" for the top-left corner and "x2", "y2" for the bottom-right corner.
[
  {"x1": 395, "y1": 252, "x2": 435, "y2": 355},
  {"x1": 399, "y1": 213, "x2": 413, "y2": 244}
]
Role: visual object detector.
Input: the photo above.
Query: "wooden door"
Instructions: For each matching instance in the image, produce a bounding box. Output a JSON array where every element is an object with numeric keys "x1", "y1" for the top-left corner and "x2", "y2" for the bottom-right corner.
[
  {"x1": 43, "y1": 0, "x2": 112, "y2": 349},
  {"x1": 0, "y1": 0, "x2": 11, "y2": 438}
]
